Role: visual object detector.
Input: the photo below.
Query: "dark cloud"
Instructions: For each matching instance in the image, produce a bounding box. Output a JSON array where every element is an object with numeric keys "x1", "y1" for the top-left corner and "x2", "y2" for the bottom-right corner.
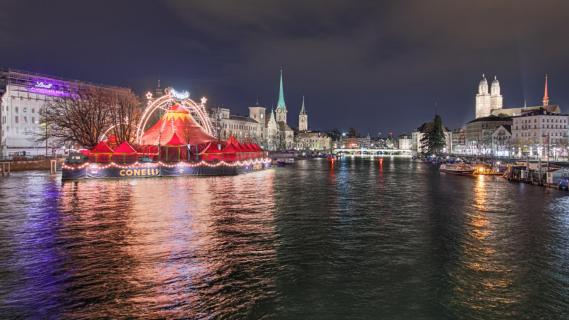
[{"x1": 1, "y1": 0, "x2": 567, "y2": 134}]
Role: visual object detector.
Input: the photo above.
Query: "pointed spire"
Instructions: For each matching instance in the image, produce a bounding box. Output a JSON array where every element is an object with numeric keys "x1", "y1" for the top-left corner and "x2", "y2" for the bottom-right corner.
[
  {"x1": 277, "y1": 67, "x2": 286, "y2": 109},
  {"x1": 300, "y1": 95, "x2": 306, "y2": 114},
  {"x1": 543, "y1": 74, "x2": 550, "y2": 107}
]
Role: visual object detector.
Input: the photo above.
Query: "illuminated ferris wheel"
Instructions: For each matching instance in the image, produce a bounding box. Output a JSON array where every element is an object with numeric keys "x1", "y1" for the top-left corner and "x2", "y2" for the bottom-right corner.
[{"x1": 135, "y1": 88, "x2": 215, "y2": 144}]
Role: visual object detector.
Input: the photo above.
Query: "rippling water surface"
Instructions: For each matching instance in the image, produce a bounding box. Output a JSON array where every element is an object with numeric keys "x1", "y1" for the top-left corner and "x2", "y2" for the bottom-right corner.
[{"x1": 1, "y1": 158, "x2": 569, "y2": 319}]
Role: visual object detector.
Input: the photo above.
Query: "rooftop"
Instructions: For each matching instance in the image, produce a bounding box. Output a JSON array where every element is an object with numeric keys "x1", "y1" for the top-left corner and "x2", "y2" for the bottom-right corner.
[
  {"x1": 467, "y1": 115, "x2": 512, "y2": 124},
  {"x1": 513, "y1": 108, "x2": 568, "y2": 117},
  {"x1": 229, "y1": 115, "x2": 260, "y2": 123}
]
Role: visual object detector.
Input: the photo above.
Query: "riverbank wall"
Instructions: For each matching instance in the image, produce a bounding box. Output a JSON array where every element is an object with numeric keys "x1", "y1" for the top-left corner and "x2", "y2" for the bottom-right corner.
[{"x1": 0, "y1": 159, "x2": 64, "y2": 172}]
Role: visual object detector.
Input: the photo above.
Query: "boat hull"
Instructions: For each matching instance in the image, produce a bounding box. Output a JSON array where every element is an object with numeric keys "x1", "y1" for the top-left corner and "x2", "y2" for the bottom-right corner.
[
  {"x1": 440, "y1": 168, "x2": 475, "y2": 175},
  {"x1": 62, "y1": 160, "x2": 271, "y2": 180}
]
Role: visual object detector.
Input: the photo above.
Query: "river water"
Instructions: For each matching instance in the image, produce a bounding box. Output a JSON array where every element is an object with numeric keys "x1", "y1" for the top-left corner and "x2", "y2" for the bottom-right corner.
[{"x1": 0, "y1": 158, "x2": 568, "y2": 319}]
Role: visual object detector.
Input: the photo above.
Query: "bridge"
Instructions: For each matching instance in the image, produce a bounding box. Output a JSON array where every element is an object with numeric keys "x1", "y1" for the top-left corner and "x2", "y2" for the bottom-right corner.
[{"x1": 333, "y1": 148, "x2": 413, "y2": 157}]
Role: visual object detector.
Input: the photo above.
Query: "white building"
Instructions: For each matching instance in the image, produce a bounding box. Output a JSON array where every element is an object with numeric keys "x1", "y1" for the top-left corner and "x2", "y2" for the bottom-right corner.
[
  {"x1": 511, "y1": 108, "x2": 569, "y2": 158},
  {"x1": 491, "y1": 125, "x2": 512, "y2": 157},
  {"x1": 398, "y1": 134, "x2": 412, "y2": 150},
  {"x1": 475, "y1": 74, "x2": 503, "y2": 119},
  {"x1": 0, "y1": 69, "x2": 129, "y2": 157}
]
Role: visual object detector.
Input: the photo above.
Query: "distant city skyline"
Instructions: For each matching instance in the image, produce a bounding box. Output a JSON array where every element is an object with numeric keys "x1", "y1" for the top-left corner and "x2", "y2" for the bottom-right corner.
[{"x1": 1, "y1": 0, "x2": 568, "y2": 134}]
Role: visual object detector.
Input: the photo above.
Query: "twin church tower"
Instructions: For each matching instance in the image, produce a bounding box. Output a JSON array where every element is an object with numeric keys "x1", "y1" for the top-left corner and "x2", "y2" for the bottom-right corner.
[
  {"x1": 274, "y1": 68, "x2": 309, "y2": 132},
  {"x1": 475, "y1": 74, "x2": 503, "y2": 118}
]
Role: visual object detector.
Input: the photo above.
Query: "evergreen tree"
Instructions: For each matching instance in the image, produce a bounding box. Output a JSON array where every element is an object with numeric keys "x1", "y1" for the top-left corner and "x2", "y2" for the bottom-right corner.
[{"x1": 420, "y1": 114, "x2": 446, "y2": 154}]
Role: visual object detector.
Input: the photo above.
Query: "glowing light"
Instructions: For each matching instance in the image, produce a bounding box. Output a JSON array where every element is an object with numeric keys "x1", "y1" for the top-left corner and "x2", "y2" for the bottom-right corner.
[
  {"x1": 146, "y1": 92, "x2": 153, "y2": 100},
  {"x1": 201, "y1": 97, "x2": 207, "y2": 105},
  {"x1": 35, "y1": 81, "x2": 53, "y2": 89},
  {"x1": 136, "y1": 92, "x2": 215, "y2": 144},
  {"x1": 62, "y1": 158, "x2": 272, "y2": 171},
  {"x1": 29, "y1": 81, "x2": 69, "y2": 97},
  {"x1": 170, "y1": 89, "x2": 190, "y2": 100}
]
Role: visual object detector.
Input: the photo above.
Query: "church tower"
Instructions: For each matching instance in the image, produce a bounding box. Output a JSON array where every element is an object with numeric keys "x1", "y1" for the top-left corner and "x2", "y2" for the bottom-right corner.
[
  {"x1": 490, "y1": 75, "x2": 503, "y2": 112},
  {"x1": 543, "y1": 74, "x2": 550, "y2": 107},
  {"x1": 275, "y1": 68, "x2": 288, "y2": 124},
  {"x1": 298, "y1": 96, "x2": 308, "y2": 131},
  {"x1": 475, "y1": 74, "x2": 491, "y2": 118}
]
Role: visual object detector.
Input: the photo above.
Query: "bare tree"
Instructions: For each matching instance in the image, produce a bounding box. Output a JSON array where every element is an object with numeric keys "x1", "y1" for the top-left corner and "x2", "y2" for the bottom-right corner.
[
  {"x1": 108, "y1": 91, "x2": 142, "y2": 144},
  {"x1": 39, "y1": 87, "x2": 142, "y2": 148}
]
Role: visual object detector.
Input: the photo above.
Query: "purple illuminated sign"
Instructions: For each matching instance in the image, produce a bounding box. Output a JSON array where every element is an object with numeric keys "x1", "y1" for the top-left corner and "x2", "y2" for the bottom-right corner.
[{"x1": 28, "y1": 79, "x2": 70, "y2": 97}]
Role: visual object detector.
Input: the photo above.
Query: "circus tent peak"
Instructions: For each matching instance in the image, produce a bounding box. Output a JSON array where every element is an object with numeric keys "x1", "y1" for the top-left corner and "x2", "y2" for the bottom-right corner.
[
  {"x1": 91, "y1": 141, "x2": 114, "y2": 153},
  {"x1": 165, "y1": 131, "x2": 186, "y2": 146},
  {"x1": 113, "y1": 141, "x2": 138, "y2": 154}
]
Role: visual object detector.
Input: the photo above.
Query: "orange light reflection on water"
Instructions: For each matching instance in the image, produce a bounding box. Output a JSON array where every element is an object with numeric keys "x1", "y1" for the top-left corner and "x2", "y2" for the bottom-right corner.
[{"x1": 58, "y1": 171, "x2": 278, "y2": 318}]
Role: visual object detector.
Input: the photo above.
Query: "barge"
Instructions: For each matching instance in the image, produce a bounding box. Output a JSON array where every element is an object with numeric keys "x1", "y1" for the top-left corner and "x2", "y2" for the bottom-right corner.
[{"x1": 62, "y1": 158, "x2": 271, "y2": 180}]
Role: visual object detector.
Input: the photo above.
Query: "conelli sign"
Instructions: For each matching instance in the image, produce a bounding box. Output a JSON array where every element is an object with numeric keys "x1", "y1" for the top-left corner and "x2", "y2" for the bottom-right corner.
[{"x1": 119, "y1": 168, "x2": 161, "y2": 177}]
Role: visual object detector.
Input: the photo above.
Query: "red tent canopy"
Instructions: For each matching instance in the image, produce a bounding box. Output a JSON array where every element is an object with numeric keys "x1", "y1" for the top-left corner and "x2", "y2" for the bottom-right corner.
[
  {"x1": 141, "y1": 104, "x2": 215, "y2": 146},
  {"x1": 236, "y1": 142, "x2": 247, "y2": 152},
  {"x1": 139, "y1": 145, "x2": 159, "y2": 154},
  {"x1": 164, "y1": 132, "x2": 186, "y2": 146},
  {"x1": 225, "y1": 135, "x2": 239, "y2": 146},
  {"x1": 244, "y1": 143, "x2": 256, "y2": 152},
  {"x1": 201, "y1": 142, "x2": 222, "y2": 154},
  {"x1": 113, "y1": 141, "x2": 138, "y2": 154},
  {"x1": 200, "y1": 142, "x2": 224, "y2": 161},
  {"x1": 222, "y1": 143, "x2": 239, "y2": 154},
  {"x1": 91, "y1": 141, "x2": 114, "y2": 153}
]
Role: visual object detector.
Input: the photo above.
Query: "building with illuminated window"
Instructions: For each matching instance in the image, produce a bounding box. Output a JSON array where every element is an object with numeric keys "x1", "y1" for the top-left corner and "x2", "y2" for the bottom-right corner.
[
  {"x1": 210, "y1": 69, "x2": 314, "y2": 151},
  {"x1": 398, "y1": 134, "x2": 412, "y2": 150},
  {"x1": 0, "y1": 69, "x2": 130, "y2": 157},
  {"x1": 511, "y1": 109, "x2": 569, "y2": 158}
]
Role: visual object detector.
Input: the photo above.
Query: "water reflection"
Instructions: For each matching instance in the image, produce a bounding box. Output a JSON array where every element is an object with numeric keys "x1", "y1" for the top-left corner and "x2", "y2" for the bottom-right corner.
[
  {"x1": 1, "y1": 162, "x2": 569, "y2": 319},
  {"x1": 1, "y1": 171, "x2": 279, "y2": 318}
]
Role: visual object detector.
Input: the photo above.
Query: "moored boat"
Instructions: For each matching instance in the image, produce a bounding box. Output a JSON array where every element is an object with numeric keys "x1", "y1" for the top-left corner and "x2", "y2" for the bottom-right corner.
[{"x1": 439, "y1": 163, "x2": 475, "y2": 175}]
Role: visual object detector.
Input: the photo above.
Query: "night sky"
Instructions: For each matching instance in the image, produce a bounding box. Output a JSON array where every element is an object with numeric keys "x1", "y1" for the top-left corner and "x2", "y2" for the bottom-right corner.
[{"x1": 1, "y1": 0, "x2": 568, "y2": 135}]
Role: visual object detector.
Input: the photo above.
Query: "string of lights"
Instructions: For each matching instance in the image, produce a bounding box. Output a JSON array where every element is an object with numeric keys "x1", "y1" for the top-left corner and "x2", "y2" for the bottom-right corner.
[{"x1": 62, "y1": 158, "x2": 272, "y2": 171}]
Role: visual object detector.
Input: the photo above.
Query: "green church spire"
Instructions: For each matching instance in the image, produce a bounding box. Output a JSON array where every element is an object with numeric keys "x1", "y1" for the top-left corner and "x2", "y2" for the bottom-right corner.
[
  {"x1": 300, "y1": 95, "x2": 306, "y2": 114},
  {"x1": 277, "y1": 67, "x2": 286, "y2": 109}
]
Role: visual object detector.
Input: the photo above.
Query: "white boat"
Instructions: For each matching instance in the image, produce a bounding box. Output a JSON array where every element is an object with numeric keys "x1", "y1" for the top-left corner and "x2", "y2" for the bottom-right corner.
[{"x1": 439, "y1": 163, "x2": 475, "y2": 175}]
